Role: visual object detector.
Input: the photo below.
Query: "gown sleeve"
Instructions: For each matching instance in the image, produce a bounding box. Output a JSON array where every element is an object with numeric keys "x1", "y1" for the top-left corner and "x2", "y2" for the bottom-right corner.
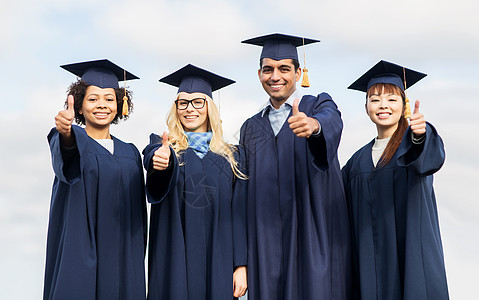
[
  {"x1": 341, "y1": 158, "x2": 362, "y2": 299},
  {"x1": 143, "y1": 133, "x2": 178, "y2": 204},
  {"x1": 307, "y1": 93, "x2": 343, "y2": 171},
  {"x1": 397, "y1": 122, "x2": 445, "y2": 176},
  {"x1": 232, "y1": 145, "x2": 248, "y2": 267},
  {"x1": 47, "y1": 126, "x2": 81, "y2": 184}
]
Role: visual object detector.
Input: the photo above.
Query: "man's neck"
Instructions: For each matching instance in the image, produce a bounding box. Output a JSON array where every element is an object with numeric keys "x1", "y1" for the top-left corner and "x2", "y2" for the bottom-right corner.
[{"x1": 269, "y1": 89, "x2": 297, "y2": 109}]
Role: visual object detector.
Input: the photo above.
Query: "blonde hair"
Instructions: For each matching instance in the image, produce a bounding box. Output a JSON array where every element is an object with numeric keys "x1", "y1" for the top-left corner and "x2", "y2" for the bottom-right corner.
[{"x1": 166, "y1": 93, "x2": 246, "y2": 179}]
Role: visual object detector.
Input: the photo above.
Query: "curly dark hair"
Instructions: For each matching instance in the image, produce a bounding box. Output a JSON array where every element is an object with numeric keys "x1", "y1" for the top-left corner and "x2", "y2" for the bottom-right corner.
[{"x1": 64, "y1": 80, "x2": 134, "y2": 125}]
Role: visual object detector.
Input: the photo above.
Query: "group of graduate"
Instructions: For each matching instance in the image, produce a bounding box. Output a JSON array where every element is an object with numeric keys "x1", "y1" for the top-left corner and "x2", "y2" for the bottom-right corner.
[{"x1": 44, "y1": 33, "x2": 449, "y2": 300}]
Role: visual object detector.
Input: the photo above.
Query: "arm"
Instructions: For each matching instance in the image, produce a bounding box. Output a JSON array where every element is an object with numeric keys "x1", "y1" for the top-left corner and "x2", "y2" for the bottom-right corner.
[
  {"x1": 397, "y1": 122, "x2": 445, "y2": 176},
  {"x1": 232, "y1": 146, "x2": 248, "y2": 298},
  {"x1": 397, "y1": 101, "x2": 445, "y2": 175},
  {"x1": 232, "y1": 146, "x2": 248, "y2": 267},
  {"x1": 306, "y1": 93, "x2": 343, "y2": 170},
  {"x1": 142, "y1": 133, "x2": 178, "y2": 204},
  {"x1": 48, "y1": 95, "x2": 81, "y2": 183}
]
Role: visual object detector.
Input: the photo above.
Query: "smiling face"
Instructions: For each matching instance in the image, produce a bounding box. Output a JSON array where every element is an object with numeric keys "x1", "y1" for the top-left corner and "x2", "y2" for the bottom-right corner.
[
  {"x1": 80, "y1": 85, "x2": 117, "y2": 132},
  {"x1": 366, "y1": 84, "x2": 405, "y2": 138},
  {"x1": 176, "y1": 92, "x2": 209, "y2": 132},
  {"x1": 258, "y1": 58, "x2": 301, "y2": 106}
]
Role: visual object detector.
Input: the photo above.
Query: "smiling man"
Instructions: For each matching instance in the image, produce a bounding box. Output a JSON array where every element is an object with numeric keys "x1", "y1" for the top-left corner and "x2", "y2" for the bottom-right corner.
[{"x1": 240, "y1": 33, "x2": 352, "y2": 300}]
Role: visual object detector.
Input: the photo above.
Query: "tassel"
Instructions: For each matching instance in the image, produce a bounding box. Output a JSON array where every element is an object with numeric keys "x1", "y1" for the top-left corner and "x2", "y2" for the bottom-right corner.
[
  {"x1": 122, "y1": 95, "x2": 128, "y2": 116},
  {"x1": 301, "y1": 67, "x2": 310, "y2": 88},
  {"x1": 402, "y1": 68, "x2": 410, "y2": 119},
  {"x1": 404, "y1": 97, "x2": 411, "y2": 119},
  {"x1": 300, "y1": 38, "x2": 310, "y2": 88}
]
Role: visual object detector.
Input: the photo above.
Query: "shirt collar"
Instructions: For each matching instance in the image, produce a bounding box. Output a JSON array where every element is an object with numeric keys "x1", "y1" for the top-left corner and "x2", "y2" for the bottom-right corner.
[{"x1": 260, "y1": 89, "x2": 303, "y2": 117}]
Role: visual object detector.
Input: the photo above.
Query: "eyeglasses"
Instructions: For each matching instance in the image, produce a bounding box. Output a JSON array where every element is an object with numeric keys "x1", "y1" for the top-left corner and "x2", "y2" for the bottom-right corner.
[{"x1": 175, "y1": 98, "x2": 206, "y2": 110}]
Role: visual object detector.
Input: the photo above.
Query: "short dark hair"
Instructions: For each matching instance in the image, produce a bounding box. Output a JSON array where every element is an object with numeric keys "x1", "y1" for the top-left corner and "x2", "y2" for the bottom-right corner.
[
  {"x1": 65, "y1": 80, "x2": 134, "y2": 125},
  {"x1": 259, "y1": 58, "x2": 300, "y2": 71}
]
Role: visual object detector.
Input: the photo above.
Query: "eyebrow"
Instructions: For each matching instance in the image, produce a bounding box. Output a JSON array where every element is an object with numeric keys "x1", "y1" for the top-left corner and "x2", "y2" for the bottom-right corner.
[{"x1": 86, "y1": 93, "x2": 115, "y2": 97}]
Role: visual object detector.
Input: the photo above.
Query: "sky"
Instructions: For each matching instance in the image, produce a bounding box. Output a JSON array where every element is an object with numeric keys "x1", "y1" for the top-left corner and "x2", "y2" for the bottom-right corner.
[{"x1": 1, "y1": 0, "x2": 478, "y2": 298}]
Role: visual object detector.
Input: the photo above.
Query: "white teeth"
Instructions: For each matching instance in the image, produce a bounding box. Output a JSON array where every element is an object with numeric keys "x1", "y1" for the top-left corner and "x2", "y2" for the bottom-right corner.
[
  {"x1": 271, "y1": 85, "x2": 282, "y2": 88},
  {"x1": 185, "y1": 116, "x2": 197, "y2": 119}
]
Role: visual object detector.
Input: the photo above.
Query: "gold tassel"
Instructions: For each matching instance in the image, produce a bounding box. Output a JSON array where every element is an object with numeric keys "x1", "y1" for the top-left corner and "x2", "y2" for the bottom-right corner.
[
  {"x1": 300, "y1": 38, "x2": 310, "y2": 88},
  {"x1": 122, "y1": 68, "x2": 128, "y2": 116},
  {"x1": 301, "y1": 67, "x2": 310, "y2": 87},
  {"x1": 404, "y1": 97, "x2": 411, "y2": 119},
  {"x1": 122, "y1": 95, "x2": 128, "y2": 116},
  {"x1": 402, "y1": 67, "x2": 410, "y2": 118}
]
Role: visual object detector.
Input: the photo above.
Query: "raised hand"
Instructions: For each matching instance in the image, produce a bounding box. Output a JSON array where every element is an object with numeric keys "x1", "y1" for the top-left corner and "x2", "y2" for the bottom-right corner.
[
  {"x1": 288, "y1": 98, "x2": 320, "y2": 138},
  {"x1": 409, "y1": 100, "x2": 426, "y2": 136},
  {"x1": 152, "y1": 131, "x2": 171, "y2": 171},
  {"x1": 55, "y1": 95, "x2": 75, "y2": 136}
]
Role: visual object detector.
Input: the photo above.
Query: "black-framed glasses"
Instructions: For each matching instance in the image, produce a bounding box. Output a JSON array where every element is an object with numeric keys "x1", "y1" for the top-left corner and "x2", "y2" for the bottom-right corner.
[{"x1": 175, "y1": 98, "x2": 206, "y2": 110}]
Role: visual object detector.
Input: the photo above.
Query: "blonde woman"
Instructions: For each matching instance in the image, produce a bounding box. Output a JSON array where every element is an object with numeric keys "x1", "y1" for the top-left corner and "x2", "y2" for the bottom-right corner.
[{"x1": 143, "y1": 64, "x2": 247, "y2": 300}]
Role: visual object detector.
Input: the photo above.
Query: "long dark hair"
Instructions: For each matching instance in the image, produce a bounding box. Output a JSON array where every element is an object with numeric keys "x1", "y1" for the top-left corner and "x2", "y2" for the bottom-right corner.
[{"x1": 367, "y1": 83, "x2": 408, "y2": 167}]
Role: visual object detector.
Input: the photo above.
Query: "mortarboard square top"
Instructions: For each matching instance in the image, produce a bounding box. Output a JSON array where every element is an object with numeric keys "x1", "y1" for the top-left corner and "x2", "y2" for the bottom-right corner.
[
  {"x1": 241, "y1": 33, "x2": 320, "y2": 61},
  {"x1": 61, "y1": 59, "x2": 139, "y2": 89},
  {"x1": 348, "y1": 60, "x2": 427, "y2": 93},
  {"x1": 159, "y1": 64, "x2": 235, "y2": 99}
]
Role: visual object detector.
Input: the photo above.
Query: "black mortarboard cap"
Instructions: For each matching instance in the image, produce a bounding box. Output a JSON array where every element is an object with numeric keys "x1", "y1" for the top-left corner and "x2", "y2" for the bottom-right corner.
[
  {"x1": 241, "y1": 33, "x2": 320, "y2": 61},
  {"x1": 60, "y1": 59, "x2": 139, "y2": 89},
  {"x1": 159, "y1": 64, "x2": 235, "y2": 98},
  {"x1": 348, "y1": 60, "x2": 427, "y2": 92}
]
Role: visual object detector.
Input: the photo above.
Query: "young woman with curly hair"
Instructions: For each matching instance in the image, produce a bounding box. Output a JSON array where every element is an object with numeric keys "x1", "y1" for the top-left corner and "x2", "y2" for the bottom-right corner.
[{"x1": 44, "y1": 59, "x2": 147, "y2": 300}]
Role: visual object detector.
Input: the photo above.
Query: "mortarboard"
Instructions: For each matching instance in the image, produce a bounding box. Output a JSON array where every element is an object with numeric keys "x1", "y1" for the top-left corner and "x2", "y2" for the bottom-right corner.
[
  {"x1": 241, "y1": 33, "x2": 319, "y2": 61},
  {"x1": 241, "y1": 33, "x2": 320, "y2": 87},
  {"x1": 348, "y1": 60, "x2": 427, "y2": 92},
  {"x1": 159, "y1": 64, "x2": 235, "y2": 99},
  {"x1": 348, "y1": 60, "x2": 427, "y2": 118},
  {"x1": 61, "y1": 59, "x2": 139, "y2": 115},
  {"x1": 60, "y1": 59, "x2": 139, "y2": 89}
]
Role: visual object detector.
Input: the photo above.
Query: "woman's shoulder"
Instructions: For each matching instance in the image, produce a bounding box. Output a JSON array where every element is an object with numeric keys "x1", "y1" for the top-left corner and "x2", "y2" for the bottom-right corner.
[{"x1": 344, "y1": 140, "x2": 374, "y2": 170}]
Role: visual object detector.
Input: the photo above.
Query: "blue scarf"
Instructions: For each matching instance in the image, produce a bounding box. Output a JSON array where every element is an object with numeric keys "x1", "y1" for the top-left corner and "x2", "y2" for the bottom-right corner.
[{"x1": 185, "y1": 131, "x2": 212, "y2": 158}]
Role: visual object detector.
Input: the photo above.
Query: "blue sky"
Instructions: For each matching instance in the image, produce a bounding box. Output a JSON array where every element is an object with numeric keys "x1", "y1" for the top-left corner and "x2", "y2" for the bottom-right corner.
[{"x1": 1, "y1": 0, "x2": 478, "y2": 299}]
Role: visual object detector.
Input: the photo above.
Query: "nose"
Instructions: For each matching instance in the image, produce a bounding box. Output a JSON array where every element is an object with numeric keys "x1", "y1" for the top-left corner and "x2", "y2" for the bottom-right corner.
[
  {"x1": 96, "y1": 99, "x2": 108, "y2": 108},
  {"x1": 271, "y1": 68, "x2": 281, "y2": 81},
  {"x1": 379, "y1": 99, "x2": 389, "y2": 108},
  {"x1": 185, "y1": 101, "x2": 195, "y2": 111}
]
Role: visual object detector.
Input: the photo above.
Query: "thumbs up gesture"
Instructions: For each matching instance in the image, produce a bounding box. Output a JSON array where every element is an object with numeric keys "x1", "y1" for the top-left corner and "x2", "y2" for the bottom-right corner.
[
  {"x1": 409, "y1": 100, "x2": 426, "y2": 136},
  {"x1": 288, "y1": 99, "x2": 320, "y2": 138},
  {"x1": 55, "y1": 95, "x2": 75, "y2": 136},
  {"x1": 152, "y1": 131, "x2": 171, "y2": 171}
]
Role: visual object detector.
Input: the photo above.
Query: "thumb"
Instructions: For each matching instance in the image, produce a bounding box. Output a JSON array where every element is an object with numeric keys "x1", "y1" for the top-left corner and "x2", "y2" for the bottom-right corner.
[
  {"x1": 162, "y1": 131, "x2": 169, "y2": 147},
  {"x1": 292, "y1": 98, "x2": 300, "y2": 116},
  {"x1": 413, "y1": 100, "x2": 420, "y2": 115},
  {"x1": 67, "y1": 95, "x2": 75, "y2": 115}
]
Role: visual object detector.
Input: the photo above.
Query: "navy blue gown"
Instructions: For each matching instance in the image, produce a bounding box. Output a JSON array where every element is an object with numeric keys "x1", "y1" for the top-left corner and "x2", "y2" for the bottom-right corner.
[
  {"x1": 239, "y1": 94, "x2": 352, "y2": 300},
  {"x1": 342, "y1": 123, "x2": 449, "y2": 299},
  {"x1": 143, "y1": 134, "x2": 247, "y2": 300},
  {"x1": 44, "y1": 125, "x2": 147, "y2": 300}
]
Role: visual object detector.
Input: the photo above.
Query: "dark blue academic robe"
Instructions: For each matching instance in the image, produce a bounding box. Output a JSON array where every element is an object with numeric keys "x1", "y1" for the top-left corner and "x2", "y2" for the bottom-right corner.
[
  {"x1": 143, "y1": 134, "x2": 247, "y2": 300},
  {"x1": 342, "y1": 123, "x2": 449, "y2": 299},
  {"x1": 239, "y1": 94, "x2": 352, "y2": 300},
  {"x1": 44, "y1": 125, "x2": 147, "y2": 300}
]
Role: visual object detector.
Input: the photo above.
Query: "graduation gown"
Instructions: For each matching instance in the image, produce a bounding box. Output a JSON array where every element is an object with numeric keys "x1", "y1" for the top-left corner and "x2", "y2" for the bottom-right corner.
[
  {"x1": 342, "y1": 123, "x2": 449, "y2": 299},
  {"x1": 239, "y1": 94, "x2": 352, "y2": 300},
  {"x1": 143, "y1": 134, "x2": 247, "y2": 300},
  {"x1": 44, "y1": 125, "x2": 147, "y2": 300}
]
